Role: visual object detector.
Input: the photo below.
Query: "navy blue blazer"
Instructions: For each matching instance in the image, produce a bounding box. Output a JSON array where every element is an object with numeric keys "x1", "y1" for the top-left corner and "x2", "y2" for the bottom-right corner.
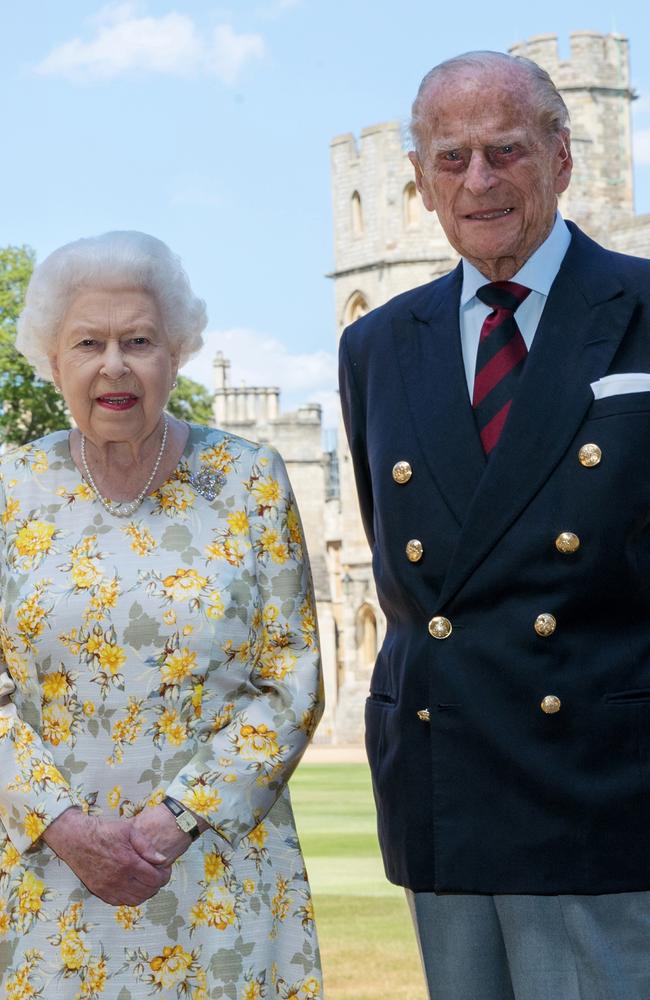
[{"x1": 339, "y1": 222, "x2": 650, "y2": 894}]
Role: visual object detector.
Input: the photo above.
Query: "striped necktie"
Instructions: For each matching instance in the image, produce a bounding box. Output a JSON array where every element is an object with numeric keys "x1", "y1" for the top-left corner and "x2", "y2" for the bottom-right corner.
[{"x1": 472, "y1": 281, "x2": 531, "y2": 455}]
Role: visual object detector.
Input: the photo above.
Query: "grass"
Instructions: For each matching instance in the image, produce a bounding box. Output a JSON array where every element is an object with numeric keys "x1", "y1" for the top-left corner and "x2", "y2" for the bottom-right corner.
[{"x1": 290, "y1": 764, "x2": 427, "y2": 1000}]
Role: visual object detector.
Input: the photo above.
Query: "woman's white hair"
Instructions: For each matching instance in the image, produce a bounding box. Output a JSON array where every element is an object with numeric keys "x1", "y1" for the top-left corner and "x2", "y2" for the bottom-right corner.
[{"x1": 16, "y1": 230, "x2": 208, "y2": 380}]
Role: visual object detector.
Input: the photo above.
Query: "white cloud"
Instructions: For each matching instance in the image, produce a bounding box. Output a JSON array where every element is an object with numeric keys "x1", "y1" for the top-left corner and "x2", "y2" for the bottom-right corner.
[
  {"x1": 33, "y1": 5, "x2": 265, "y2": 85},
  {"x1": 210, "y1": 25, "x2": 266, "y2": 86},
  {"x1": 633, "y1": 128, "x2": 650, "y2": 166},
  {"x1": 181, "y1": 327, "x2": 339, "y2": 428}
]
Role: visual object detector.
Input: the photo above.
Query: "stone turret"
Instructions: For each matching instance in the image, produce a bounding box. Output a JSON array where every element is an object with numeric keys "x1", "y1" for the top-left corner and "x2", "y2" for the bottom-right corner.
[{"x1": 509, "y1": 32, "x2": 635, "y2": 234}]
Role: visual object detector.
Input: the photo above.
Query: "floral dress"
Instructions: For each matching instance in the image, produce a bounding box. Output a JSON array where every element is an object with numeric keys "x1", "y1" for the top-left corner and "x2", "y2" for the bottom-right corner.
[{"x1": 0, "y1": 425, "x2": 324, "y2": 1000}]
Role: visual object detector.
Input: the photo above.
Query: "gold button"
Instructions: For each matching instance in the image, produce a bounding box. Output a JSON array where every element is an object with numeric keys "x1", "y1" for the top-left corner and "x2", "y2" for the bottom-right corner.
[
  {"x1": 534, "y1": 613, "x2": 557, "y2": 637},
  {"x1": 578, "y1": 443, "x2": 602, "y2": 467},
  {"x1": 541, "y1": 695, "x2": 561, "y2": 715},
  {"x1": 405, "y1": 539, "x2": 423, "y2": 562},
  {"x1": 417, "y1": 708, "x2": 430, "y2": 722},
  {"x1": 428, "y1": 616, "x2": 452, "y2": 639},
  {"x1": 392, "y1": 461, "x2": 412, "y2": 484},
  {"x1": 555, "y1": 532, "x2": 580, "y2": 554}
]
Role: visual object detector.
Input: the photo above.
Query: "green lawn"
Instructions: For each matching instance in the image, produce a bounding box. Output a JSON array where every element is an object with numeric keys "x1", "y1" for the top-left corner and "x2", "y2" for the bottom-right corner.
[{"x1": 290, "y1": 763, "x2": 427, "y2": 1000}]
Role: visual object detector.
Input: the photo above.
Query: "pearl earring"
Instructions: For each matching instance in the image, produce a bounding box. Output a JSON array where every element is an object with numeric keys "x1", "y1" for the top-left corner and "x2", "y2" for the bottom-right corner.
[{"x1": 171, "y1": 380, "x2": 177, "y2": 389}]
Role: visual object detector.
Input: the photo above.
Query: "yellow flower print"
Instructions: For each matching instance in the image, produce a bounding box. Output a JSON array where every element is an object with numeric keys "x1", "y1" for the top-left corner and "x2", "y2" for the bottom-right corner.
[
  {"x1": 160, "y1": 648, "x2": 197, "y2": 686},
  {"x1": 1, "y1": 496, "x2": 20, "y2": 526},
  {"x1": 5, "y1": 950, "x2": 43, "y2": 999},
  {"x1": 0, "y1": 715, "x2": 14, "y2": 739},
  {"x1": 189, "y1": 899, "x2": 209, "y2": 928},
  {"x1": 86, "y1": 633, "x2": 103, "y2": 656},
  {"x1": 200, "y1": 441, "x2": 236, "y2": 474},
  {"x1": 243, "y1": 983, "x2": 263, "y2": 1000},
  {"x1": 242, "y1": 879, "x2": 255, "y2": 894},
  {"x1": 122, "y1": 521, "x2": 157, "y2": 555},
  {"x1": 149, "y1": 944, "x2": 194, "y2": 990},
  {"x1": 42, "y1": 702, "x2": 74, "y2": 746},
  {"x1": 74, "y1": 481, "x2": 95, "y2": 501},
  {"x1": 17, "y1": 870, "x2": 45, "y2": 917},
  {"x1": 271, "y1": 875, "x2": 291, "y2": 926},
  {"x1": 107, "y1": 786, "x2": 122, "y2": 810},
  {"x1": 156, "y1": 480, "x2": 195, "y2": 515},
  {"x1": 203, "y1": 850, "x2": 227, "y2": 883},
  {"x1": 84, "y1": 576, "x2": 121, "y2": 623},
  {"x1": 60, "y1": 927, "x2": 89, "y2": 971},
  {"x1": 16, "y1": 580, "x2": 51, "y2": 651},
  {"x1": 163, "y1": 608, "x2": 176, "y2": 625},
  {"x1": 155, "y1": 708, "x2": 187, "y2": 747},
  {"x1": 183, "y1": 624, "x2": 193, "y2": 636},
  {"x1": 257, "y1": 648, "x2": 297, "y2": 682},
  {"x1": 0, "y1": 896, "x2": 10, "y2": 937},
  {"x1": 235, "y1": 723, "x2": 280, "y2": 761},
  {"x1": 163, "y1": 568, "x2": 208, "y2": 602},
  {"x1": 182, "y1": 784, "x2": 221, "y2": 817},
  {"x1": 301, "y1": 978, "x2": 321, "y2": 998},
  {"x1": 253, "y1": 477, "x2": 281, "y2": 506},
  {"x1": 83, "y1": 701, "x2": 95, "y2": 716},
  {"x1": 205, "y1": 537, "x2": 246, "y2": 566},
  {"x1": 227, "y1": 510, "x2": 249, "y2": 534},
  {"x1": 108, "y1": 698, "x2": 144, "y2": 764},
  {"x1": 41, "y1": 669, "x2": 73, "y2": 701},
  {"x1": 206, "y1": 591, "x2": 225, "y2": 621},
  {"x1": 78, "y1": 955, "x2": 107, "y2": 996},
  {"x1": 263, "y1": 605, "x2": 279, "y2": 623},
  {"x1": 259, "y1": 527, "x2": 279, "y2": 554},
  {"x1": 30, "y1": 450, "x2": 49, "y2": 474},
  {"x1": 203, "y1": 887, "x2": 237, "y2": 931},
  {"x1": 14, "y1": 520, "x2": 56, "y2": 568},
  {"x1": 24, "y1": 810, "x2": 47, "y2": 842},
  {"x1": 97, "y1": 642, "x2": 126, "y2": 676},
  {"x1": 287, "y1": 505, "x2": 302, "y2": 544},
  {"x1": 115, "y1": 904, "x2": 142, "y2": 930},
  {"x1": 71, "y1": 555, "x2": 103, "y2": 591},
  {"x1": 0, "y1": 839, "x2": 21, "y2": 875},
  {"x1": 247, "y1": 822, "x2": 268, "y2": 850}
]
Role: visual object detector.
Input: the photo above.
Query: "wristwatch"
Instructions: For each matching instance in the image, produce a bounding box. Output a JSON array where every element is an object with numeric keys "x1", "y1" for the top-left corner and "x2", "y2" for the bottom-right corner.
[{"x1": 161, "y1": 796, "x2": 201, "y2": 840}]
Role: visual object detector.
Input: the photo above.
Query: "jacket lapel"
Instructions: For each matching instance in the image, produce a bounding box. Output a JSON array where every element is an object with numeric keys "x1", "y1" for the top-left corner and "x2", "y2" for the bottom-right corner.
[
  {"x1": 438, "y1": 224, "x2": 638, "y2": 606},
  {"x1": 393, "y1": 263, "x2": 486, "y2": 528}
]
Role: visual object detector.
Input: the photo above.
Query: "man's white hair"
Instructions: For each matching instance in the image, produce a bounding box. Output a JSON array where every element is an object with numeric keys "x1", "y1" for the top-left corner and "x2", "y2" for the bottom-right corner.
[
  {"x1": 410, "y1": 50, "x2": 570, "y2": 159},
  {"x1": 16, "y1": 230, "x2": 208, "y2": 380}
]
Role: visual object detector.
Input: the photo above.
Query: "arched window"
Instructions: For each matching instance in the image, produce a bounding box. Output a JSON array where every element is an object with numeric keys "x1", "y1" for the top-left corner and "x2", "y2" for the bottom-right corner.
[
  {"x1": 351, "y1": 190, "x2": 363, "y2": 236},
  {"x1": 357, "y1": 605, "x2": 377, "y2": 667},
  {"x1": 403, "y1": 181, "x2": 419, "y2": 228},
  {"x1": 344, "y1": 291, "x2": 369, "y2": 326}
]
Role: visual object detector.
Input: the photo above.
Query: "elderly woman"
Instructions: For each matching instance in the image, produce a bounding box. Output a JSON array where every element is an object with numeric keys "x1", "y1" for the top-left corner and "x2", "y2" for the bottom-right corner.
[{"x1": 0, "y1": 231, "x2": 324, "y2": 998}]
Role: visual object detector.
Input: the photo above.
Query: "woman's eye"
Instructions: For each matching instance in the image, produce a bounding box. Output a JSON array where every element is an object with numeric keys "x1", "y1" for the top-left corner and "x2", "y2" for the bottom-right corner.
[
  {"x1": 78, "y1": 339, "x2": 97, "y2": 348},
  {"x1": 128, "y1": 337, "x2": 150, "y2": 347}
]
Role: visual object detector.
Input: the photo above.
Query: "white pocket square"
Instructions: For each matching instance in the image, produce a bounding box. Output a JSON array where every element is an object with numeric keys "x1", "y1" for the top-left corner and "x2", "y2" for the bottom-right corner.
[{"x1": 590, "y1": 373, "x2": 650, "y2": 399}]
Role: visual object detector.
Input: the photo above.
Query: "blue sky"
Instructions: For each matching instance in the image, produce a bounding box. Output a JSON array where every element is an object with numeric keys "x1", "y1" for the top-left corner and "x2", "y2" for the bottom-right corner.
[{"x1": 3, "y1": 1, "x2": 650, "y2": 428}]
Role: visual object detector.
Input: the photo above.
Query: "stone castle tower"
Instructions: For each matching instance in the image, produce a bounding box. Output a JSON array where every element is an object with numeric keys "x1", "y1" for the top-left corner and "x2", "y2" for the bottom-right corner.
[{"x1": 215, "y1": 32, "x2": 650, "y2": 743}]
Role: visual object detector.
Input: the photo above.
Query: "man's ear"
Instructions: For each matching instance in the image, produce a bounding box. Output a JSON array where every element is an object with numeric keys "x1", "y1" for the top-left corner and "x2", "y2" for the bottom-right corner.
[{"x1": 554, "y1": 134, "x2": 573, "y2": 195}]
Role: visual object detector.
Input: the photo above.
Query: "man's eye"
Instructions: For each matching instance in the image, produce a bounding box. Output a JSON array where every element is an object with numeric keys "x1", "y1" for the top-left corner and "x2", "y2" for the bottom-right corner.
[
  {"x1": 444, "y1": 150, "x2": 462, "y2": 161},
  {"x1": 499, "y1": 145, "x2": 514, "y2": 154}
]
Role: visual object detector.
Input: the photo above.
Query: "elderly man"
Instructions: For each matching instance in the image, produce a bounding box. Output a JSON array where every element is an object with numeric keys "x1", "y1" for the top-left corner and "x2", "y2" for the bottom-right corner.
[{"x1": 339, "y1": 50, "x2": 650, "y2": 1000}]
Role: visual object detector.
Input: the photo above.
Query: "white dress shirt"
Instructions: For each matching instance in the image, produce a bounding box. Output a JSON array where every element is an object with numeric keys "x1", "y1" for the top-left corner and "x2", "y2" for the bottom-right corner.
[{"x1": 459, "y1": 214, "x2": 572, "y2": 396}]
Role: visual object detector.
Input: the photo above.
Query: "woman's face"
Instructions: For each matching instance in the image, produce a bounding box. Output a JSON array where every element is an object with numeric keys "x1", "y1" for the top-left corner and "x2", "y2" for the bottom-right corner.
[{"x1": 50, "y1": 286, "x2": 178, "y2": 447}]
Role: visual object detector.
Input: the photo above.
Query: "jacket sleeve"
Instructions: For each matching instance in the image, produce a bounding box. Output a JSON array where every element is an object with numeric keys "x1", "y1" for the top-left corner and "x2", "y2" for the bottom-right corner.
[
  {"x1": 0, "y1": 468, "x2": 79, "y2": 854},
  {"x1": 165, "y1": 444, "x2": 324, "y2": 846},
  {"x1": 338, "y1": 327, "x2": 375, "y2": 549}
]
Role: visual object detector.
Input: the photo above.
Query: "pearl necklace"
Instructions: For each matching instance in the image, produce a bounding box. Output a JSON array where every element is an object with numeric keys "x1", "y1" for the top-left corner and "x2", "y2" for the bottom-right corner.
[{"x1": 81, "y1": 414, "x2": 169, "y2": 518}]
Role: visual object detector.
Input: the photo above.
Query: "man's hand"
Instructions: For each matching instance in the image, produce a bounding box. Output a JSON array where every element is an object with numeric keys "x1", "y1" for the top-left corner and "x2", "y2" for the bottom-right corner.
[
  {"x1": 43, "y1": 808, "x2": 172, "y2": 906},
  {"x1": 131, "y1": 804, "x2": 206, "y2": 866}
]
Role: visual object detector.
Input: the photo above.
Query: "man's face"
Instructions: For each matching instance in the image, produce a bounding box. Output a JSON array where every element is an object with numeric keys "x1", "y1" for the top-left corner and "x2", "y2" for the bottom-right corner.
[{"x1": 409, "y1": 65, "x2": 572, "y2": 280}]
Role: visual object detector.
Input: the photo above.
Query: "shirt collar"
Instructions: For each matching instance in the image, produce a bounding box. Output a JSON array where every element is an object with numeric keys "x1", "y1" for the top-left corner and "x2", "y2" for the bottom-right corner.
[{"x1": 460, "y1": 213, "x2": 572, "y2": 307}]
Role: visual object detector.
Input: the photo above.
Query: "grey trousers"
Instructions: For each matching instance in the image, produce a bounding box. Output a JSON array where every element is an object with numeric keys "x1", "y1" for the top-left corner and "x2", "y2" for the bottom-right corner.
[{"x1": 406, "y1": 890, "x2": 650, "y2": 1000}]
